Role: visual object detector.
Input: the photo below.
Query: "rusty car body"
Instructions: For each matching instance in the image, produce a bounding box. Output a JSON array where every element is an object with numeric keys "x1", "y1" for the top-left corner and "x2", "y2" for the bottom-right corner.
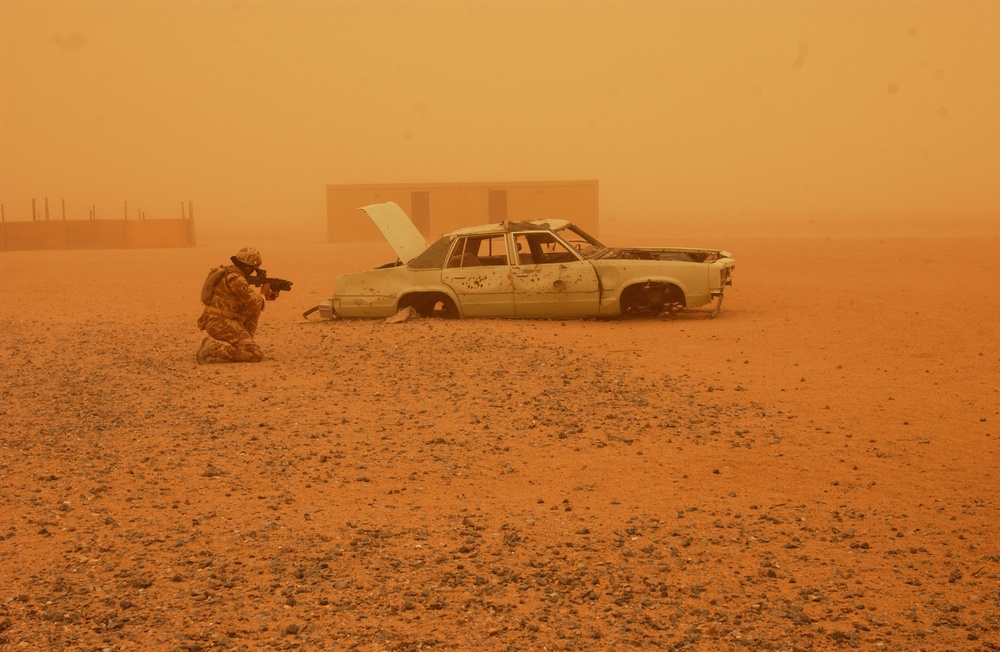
[{"x1": 312, "y1": 202, "x2": 734, "y2": 320}]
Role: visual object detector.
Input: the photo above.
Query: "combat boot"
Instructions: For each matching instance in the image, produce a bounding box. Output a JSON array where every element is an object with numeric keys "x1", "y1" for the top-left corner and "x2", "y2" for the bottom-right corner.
[{"x1": 196, "y1": 337, "x2": 213, "y2": 364}]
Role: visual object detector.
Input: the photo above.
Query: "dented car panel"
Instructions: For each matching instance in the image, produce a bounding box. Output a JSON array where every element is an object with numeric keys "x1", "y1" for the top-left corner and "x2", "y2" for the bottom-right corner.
[
  {"x1": 512, "y1": 259, "x2": 602, "y2": 317},
  {"x1": 509, "y1": 230, "x2": 602, "y2": 317},
  {"x1": 441, "y1": 264, "x2": 515, "y2": 317},
  {"x1": 323, "y1": 202, "x2": 735, "y2": 320},
  {"x1": 332, "y1": 266, "x2": 447, "y2": 317}
]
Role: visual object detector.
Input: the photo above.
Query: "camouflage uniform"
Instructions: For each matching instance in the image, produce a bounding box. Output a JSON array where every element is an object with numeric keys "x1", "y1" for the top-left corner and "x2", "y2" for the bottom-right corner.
[{"x1": 197, "y1": 249, "x2": 268, "y2": 363}]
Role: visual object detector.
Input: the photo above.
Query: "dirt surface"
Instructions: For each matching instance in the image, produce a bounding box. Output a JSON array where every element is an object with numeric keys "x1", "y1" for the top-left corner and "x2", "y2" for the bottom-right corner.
[{"x1": 2, "y1": 232, "x2": 998, "y2": 651}]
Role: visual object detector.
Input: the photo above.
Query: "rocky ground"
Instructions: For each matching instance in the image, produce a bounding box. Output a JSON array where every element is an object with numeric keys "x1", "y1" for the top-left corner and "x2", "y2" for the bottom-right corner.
[{"x1": 1, "y1": 232, "x2": 998, "y2": 651}]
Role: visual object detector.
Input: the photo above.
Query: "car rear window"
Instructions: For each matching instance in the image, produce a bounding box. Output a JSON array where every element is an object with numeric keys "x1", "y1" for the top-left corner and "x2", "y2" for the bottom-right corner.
[{"x1": 408, "y1": 236, "x2": 453, "y2": 269}]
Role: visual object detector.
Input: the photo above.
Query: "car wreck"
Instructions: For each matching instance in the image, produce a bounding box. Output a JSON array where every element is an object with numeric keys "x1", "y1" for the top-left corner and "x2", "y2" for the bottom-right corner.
[{"x1": 307, "y1": 202, "x2": 734, "y2": 321}]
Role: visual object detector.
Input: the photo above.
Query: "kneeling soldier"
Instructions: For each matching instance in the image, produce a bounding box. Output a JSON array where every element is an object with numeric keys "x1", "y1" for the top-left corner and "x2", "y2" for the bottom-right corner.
[{"x1": 196, "y1": 247, "x2": 280, "y2": 364}]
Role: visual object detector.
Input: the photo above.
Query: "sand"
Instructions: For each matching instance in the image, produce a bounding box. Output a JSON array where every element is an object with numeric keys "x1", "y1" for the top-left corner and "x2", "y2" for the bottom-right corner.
[{"x1": 1, "y1": 231, "x2": 998, "y2": 651}]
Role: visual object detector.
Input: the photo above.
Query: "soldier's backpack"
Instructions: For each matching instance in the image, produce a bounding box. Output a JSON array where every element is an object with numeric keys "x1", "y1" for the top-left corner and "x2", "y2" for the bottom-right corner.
[{"x1": 200, "y1": 266, "x2": 228, "y2": 305}]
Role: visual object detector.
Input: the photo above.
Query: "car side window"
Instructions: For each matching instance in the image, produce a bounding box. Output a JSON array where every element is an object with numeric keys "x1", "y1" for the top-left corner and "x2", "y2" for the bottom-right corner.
[
  {"x1": 448, "y1": 236, "x2": 509, "y2": 268},
  {"x1": 446, "y1": 238, "x2": 469, "y2": 268},
  {"x1": 514, "y1": 232, "x2": 578, "y2": 265}
]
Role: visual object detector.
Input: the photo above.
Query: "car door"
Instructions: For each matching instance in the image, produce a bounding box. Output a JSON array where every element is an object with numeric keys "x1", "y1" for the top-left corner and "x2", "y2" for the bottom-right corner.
[
  {"x1": 511, "y1": 231, "x2": 601, "y2": 317},
  {"x1": 440, "y1": 235, "x2": 515, "y2": 317}
]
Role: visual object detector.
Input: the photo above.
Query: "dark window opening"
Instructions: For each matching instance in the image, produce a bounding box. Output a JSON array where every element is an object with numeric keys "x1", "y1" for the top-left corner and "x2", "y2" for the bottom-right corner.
[
  {"x1": 411, "y1": 191, "x2": 431, "y2": 235},
  {"x1": 488, "y1": 189, "x2": 507, "y2": 223}
]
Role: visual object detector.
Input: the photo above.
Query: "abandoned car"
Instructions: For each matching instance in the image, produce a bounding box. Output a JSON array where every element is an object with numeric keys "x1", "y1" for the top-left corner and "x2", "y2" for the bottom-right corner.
[{"x1": 309, "y1": 201, "x2": 734, "y2": 320}]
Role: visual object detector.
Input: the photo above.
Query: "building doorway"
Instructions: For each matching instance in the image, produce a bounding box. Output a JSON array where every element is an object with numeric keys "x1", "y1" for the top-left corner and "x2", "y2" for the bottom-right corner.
[
  {"x1": 488, "y1": 189, "x2": 507, "y2": 223},
  {"x1": 410, "y1": 191, "x2": 431, "y2": 234}
]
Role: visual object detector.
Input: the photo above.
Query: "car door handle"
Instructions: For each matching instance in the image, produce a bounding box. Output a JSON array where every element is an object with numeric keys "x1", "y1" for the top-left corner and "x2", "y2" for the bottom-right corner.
[
  {"x1": 453, "y1": 275, "x2": 467, "y2": 279},
  {"x1": 514, "y1": 271, "x2": 529, "y2": 277}
]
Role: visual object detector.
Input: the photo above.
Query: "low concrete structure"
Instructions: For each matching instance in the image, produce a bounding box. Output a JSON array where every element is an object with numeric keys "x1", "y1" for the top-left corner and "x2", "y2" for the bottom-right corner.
[
  {"x1": 1, "y1": 218, "x2": 195, "y2": 251},
  {"x1": 327, "y1": 180, "x2": 599, "y2": 243}
]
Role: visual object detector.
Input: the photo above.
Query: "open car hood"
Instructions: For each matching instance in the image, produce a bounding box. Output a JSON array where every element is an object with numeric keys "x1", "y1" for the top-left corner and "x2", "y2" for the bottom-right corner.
[{"x1": 359, "y1": 202, "x2": 429, "y2": 264}]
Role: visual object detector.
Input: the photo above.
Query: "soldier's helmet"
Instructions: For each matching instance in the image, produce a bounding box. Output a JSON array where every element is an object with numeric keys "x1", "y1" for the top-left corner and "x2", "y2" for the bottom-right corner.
[{"x1": 232, "y1": 247, "x2": 262, "y2": 269}]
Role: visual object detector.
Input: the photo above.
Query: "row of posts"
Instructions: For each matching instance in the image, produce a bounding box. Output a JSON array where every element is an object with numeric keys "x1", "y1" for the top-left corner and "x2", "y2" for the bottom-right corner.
[{"x1": 0, "y1": 200, "x2": 194, "y2": 222}]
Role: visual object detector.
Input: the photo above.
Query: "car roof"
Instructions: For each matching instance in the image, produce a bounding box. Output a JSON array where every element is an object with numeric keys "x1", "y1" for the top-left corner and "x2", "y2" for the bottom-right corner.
[
  {"x1": 359, "y1": 202, "x2": 574, "y2": 259},
  {"x1": 447, "y1": 219, "x2": 571, "y2": 238}
]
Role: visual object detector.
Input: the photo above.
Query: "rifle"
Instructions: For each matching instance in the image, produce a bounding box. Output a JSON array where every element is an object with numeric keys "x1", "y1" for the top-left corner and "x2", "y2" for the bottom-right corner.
[{"x1": 248, "y1": 269, "x2": 293, "y2": 293}]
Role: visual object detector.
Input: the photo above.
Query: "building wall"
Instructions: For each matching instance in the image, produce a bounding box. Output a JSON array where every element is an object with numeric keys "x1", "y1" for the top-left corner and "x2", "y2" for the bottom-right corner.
[
  {"x1": 327, "y1": 180, "x2": 598, "y2": 243},
  {"x1": 0, "y1": 219, "x2": 195, "y2": 251}
]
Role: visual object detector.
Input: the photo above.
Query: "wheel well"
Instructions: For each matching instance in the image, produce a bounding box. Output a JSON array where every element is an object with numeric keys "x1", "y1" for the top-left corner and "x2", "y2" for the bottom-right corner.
[
  {"x1": 619, "y1": 282, "x2": 685, "y2": 316},
  {"x1": 398, "y1": 291, "x2": 459, "y2": 318}
]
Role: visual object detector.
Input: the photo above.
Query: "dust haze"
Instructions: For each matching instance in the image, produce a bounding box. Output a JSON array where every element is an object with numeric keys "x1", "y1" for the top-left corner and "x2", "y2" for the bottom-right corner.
[
  {"x1": 3, "y1": 3, "x2": 1000, "y2": 649},
  {"x1": 2, "y1": 0, "x2": 999, "y2": 240}
]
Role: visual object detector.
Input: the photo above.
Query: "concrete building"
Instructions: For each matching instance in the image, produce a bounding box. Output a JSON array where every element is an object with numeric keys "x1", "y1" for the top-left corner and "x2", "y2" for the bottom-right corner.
[
  {"x1": 326, "y1": 180, "x2": 598, "y2": 243},
  {"x1": 1, "y1": 217, "x2": 195, "y2": 251}
]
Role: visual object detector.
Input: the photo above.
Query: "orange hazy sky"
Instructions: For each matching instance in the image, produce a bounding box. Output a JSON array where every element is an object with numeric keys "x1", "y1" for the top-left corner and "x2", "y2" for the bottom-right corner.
[{"x1": 1, "y1": 0, "x2": 998, "y2": 236}]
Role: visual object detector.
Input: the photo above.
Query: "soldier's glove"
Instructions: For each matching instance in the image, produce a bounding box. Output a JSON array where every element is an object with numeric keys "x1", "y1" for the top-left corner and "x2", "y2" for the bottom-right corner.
[{"x1": 261, "y1": 283, "x2": 279, "y2": 301}]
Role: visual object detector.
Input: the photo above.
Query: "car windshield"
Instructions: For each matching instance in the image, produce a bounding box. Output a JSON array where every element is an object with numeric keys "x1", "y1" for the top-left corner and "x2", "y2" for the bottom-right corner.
[{"x1": 554, "y1": 224, "x2": 607, "y2": 258}]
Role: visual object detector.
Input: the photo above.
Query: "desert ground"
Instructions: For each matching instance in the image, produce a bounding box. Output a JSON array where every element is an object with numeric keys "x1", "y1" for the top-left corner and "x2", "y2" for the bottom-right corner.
[{"x1": 1, "y1": 228, "x2": 998, "y2": 651}]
